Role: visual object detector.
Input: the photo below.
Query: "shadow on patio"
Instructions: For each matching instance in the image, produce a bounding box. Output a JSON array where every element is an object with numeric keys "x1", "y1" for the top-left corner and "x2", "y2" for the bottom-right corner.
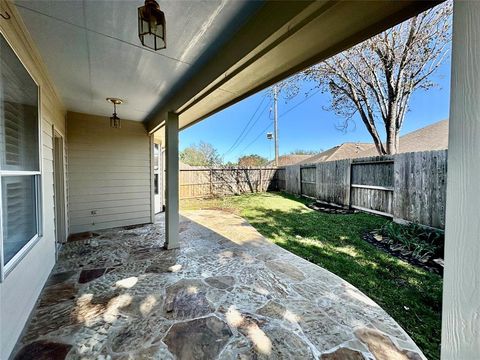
[{"x1": 13, "y1": 211, "x2": 424, "y2": 360}]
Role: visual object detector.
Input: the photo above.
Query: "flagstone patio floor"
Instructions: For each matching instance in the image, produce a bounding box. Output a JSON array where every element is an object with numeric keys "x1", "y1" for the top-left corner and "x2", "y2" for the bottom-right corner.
[{"x1": 13, "y1": 210, "x2": 425, "y2": 360}]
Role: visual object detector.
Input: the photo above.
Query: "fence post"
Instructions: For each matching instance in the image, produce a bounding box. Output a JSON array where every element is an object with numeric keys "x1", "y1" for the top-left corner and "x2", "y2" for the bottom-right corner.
[
  {"x1": 259, "y1": 169, "x2": 262, "y2": 192},
  {"x1": 346, "y1": 160, "x2": 352, "y2": 207},
  {"x1": 299, "y1": 166, "x2": 303, "y2": 196},
  {"x1": 209, "y1": 169, "x2": 213, "y2": 197}
]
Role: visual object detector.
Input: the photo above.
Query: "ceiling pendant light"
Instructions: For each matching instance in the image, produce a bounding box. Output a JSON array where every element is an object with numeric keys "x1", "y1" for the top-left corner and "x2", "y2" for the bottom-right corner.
[
  {"x1": 107, "y1": 98, "x2": 123, "y2": 128},
  {"x1": 138, "y1": 0, "x2": 166, "y2": 51}
]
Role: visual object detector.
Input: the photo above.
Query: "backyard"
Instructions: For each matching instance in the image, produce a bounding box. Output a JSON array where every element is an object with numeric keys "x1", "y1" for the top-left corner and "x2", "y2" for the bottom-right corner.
[{"x1": 181, "y1": 192, "x2": 443, "y2": 360}]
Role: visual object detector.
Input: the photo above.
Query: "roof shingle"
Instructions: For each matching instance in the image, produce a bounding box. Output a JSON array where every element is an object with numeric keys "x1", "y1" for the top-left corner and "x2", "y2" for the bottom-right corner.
[
  {"x1": 358, "y1": 119, "x2": 449, "y2": 157},
  {"x1": 301, "y1": 143, "x2": 375, "y2": 164}
]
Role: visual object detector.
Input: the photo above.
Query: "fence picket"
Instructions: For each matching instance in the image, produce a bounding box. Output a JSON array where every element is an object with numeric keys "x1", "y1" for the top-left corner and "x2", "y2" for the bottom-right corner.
[
  {"x1": 179, "y1": 150, "x2": 447, "y2": 229},
  {"x1": 280, "y1": 150, "x2": 447, "y2": 229},
  {"x1": 179, "y1": 167, "x2": 281, "y2": 199}
]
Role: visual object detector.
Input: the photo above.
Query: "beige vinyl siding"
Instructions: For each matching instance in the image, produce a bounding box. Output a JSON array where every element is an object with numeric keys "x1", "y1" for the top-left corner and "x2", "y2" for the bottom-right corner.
[
  {"x1": 0, "y1": 1, "x2": 66, "y2": 358},
  {"x1": 67, "y1": 112, "x2": 152, "y2": 234}
]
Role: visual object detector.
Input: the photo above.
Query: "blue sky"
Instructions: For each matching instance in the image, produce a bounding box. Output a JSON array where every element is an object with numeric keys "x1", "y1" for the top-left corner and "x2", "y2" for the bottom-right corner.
[{"x1": 180, "y1": 53, "x2": 451, "y2": 163}]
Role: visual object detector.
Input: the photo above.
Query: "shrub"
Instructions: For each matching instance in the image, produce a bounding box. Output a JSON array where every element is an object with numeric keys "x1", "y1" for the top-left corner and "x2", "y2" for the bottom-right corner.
[{"x1": 381, "y1": 222, "x2": 444, "y2": 261}]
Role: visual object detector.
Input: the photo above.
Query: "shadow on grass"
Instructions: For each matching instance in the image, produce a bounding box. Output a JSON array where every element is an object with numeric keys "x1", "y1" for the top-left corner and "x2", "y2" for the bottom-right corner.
[{"x1": 236, "y1": 192, "x2": 443, "y2": 360}]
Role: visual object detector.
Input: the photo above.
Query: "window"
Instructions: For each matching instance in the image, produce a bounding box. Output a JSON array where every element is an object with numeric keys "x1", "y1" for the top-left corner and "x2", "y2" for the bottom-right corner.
[{"x1": 0, "y1": 33, "x2": 41, "y2": 278}]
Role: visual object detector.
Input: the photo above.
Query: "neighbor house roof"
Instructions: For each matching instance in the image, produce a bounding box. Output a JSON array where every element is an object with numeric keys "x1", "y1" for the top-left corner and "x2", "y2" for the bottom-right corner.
[
  {"x1": 358, "y1": 119, "x2": 449, "y2": 157},
  {"x1": 268, "y1": 154, "x2": 312, "y2": 167},
  {"x1": 301, "y1": 143, "x2": 376, "y2": 164}
]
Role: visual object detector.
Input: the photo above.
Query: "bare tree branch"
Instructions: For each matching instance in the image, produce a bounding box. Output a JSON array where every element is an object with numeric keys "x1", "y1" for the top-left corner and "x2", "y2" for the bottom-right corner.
[{"x1": 279, "y1": 1, "x2": 452, "y2": 155}]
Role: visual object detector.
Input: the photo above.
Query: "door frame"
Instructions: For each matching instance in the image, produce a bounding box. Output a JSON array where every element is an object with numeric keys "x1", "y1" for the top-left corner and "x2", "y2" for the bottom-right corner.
[
  {"x1": 52, "y1": 126, "x2": 67, "y2": 245},
  {"x1": 153, "y1": 141, "x2": 164, "y2": 215}
]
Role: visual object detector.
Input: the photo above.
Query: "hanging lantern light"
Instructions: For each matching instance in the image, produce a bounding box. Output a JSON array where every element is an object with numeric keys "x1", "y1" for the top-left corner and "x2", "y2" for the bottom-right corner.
[
  {"x1": 138, "y1": 0, "x2": 166, "y2": 51},
  {"x1": 107, "y1": 98, "x2": 123, "y2": 128}
]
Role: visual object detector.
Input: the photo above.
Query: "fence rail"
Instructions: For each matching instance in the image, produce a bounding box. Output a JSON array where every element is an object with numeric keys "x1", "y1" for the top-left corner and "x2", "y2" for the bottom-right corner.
[
  {"x1": 179, "y1": 167, "x2": 282, "y2": 199},
  {"x1": 278, "y1": 150, "x2": 447, "y2": 229}
]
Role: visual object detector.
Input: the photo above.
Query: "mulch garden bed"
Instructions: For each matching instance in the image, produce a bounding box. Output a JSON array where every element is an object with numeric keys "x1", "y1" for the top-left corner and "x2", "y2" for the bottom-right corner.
[{"x1": 363, "y1": 230, "x2": 444, "y2": 275}]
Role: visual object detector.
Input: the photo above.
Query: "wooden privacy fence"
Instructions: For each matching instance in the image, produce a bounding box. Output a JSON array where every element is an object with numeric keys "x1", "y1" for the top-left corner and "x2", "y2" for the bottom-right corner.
[
  {"x1": 179, "y1": 167, "x2": 282, "y2": 199},
  {"x1": 278, "y1": 150, "x2": 448, "y2": 229},
  {"x1": 350, "y1": 157, "x2": 394, "y2": 216}
]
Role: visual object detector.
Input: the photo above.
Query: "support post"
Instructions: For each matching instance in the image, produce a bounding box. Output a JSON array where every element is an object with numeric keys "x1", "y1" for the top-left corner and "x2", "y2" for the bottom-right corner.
[
  {"x1": 441, "y1": 2, "x2": 480, "y2": 358},
  {"x1": 165, "y1": 112, "x2": 179, "y2": 249}
]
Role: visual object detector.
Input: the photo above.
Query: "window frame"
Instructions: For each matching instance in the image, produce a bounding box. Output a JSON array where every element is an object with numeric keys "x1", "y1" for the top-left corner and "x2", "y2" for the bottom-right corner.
[{"x1": 0, "y1": 32, "x2": 43, "y2": 281}]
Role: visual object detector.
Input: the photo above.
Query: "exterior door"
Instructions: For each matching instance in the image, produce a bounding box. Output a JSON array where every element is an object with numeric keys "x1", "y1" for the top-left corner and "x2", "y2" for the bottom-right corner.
[{"x1": 154, "y1": 143, "x2": 164, "y2": 213}]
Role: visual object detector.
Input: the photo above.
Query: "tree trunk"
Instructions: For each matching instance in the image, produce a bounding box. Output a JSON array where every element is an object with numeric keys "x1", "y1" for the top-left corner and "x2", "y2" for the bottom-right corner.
[
  {"x1": 386, "y1": 125, "x2": 399, "y2": 155},
  {"x1": 358, "y1": 113, "x2": 387, "y2": 155},
  {"x1": 373, "y1": 137, "x2": 387, "y2": 155}
]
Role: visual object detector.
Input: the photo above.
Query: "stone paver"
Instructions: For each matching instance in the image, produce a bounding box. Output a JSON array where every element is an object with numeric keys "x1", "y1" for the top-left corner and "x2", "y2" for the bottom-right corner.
[
  {"x1": 163, "y1": 316, "x2": 232, "y2": 359},
  {"x1": 13, "y1": 210, "x2": 425, "y2": 359}
]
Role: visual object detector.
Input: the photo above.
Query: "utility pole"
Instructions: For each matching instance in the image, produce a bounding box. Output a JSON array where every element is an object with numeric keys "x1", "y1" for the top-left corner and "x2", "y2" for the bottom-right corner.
[{"x1": 273, "y1": 85, "x2": 279, "y2": 166}]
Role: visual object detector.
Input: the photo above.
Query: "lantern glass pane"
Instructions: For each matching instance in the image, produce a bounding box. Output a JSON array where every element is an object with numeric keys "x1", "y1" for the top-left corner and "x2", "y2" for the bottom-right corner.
[
  {"x1": 141, "y1": 18, "x2": 150, "y2": 35},
  {"x1": 157, "y1": 37, "x2": 165, "y2": 49},
  {"x1": 154, "y1": 23, "x2": 163, "y2": 36},
  {"x1": 143, "y1": 34, "x2": 156, "y2": 49},
  {"x1": 138, "y1": 8, "x2": 142, "y2": 34}
]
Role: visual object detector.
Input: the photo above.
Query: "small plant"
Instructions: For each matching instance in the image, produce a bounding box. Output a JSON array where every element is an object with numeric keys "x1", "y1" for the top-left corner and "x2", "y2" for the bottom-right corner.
[{"x1": 381, "y1": 222, "x2": 444, "y2": 261}]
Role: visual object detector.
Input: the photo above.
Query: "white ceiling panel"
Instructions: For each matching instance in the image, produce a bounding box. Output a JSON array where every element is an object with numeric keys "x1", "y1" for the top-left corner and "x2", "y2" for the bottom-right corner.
[
  {"x1": 14, "y1": 0, "x2": 262, "y2": 121},
  {"x1": 16, "y1": 0, "x2": 86, "y2": 27},
  {"x1": 16, "y1": 7, "x2": 91, "y2": 101}
]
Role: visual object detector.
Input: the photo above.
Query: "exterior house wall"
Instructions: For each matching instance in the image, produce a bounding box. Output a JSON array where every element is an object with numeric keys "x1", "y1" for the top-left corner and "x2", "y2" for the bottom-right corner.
[
  {"x1": 67, "y1": 112, "x2": 153, "y2": 234},
  {"x1": 0, "y1": 1, "x2": 66, "y2": 358}
]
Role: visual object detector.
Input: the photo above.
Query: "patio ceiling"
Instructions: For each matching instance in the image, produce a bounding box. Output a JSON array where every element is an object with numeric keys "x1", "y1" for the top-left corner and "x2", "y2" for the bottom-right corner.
[
  {"x1": 14, "y1": 0, "x2": 441, "y2": 133},
  {"x1": 14, "y1": 0, "x2": 262, "y2": 121},
  {"x1": 147, "y1": 0, "x2": 442, "y2": 134}
]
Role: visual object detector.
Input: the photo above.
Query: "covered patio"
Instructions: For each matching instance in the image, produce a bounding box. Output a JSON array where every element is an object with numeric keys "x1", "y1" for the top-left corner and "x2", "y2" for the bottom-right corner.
[
  {"x1": 0, "y1": 0, "x2": 479, "y2": 359},
  {"x1": 14, "y1": 210, "x2": 423, "y2": 359}
]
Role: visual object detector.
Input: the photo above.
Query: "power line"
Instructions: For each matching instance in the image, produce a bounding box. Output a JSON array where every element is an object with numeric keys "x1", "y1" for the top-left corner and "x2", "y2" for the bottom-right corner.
[
  {"x1": 238, "y1": 120, "x2": 273, "y2": 155},
  {"x1": 222, "y1": 94, "x2": 269, "y2": 157},
  {"x1": 236, "y1": 101, "x2": 270, "y2": 149},
  {"x1": 221, "y1": 93, "x2": 267, "y2": 156},
  {"x1": 239, "y1": 88, "x2": 321, "y2": 157},
  {"x1": 279, "y1": 89, "x2": 321, "y2": 118},
  {"x1": 230, "y1": 102, "x2": 270, "y2": 156}
]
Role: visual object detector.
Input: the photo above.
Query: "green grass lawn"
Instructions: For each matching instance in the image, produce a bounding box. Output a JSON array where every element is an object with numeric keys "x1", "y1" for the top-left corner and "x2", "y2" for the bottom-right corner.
[{"x1": 181, "y1": 192, "x2": 443, "y2": 360}]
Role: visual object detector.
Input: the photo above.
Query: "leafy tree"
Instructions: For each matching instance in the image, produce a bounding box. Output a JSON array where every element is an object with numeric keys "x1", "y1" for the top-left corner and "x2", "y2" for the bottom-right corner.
[
  {"x1": 238, "y1": 154, "x2": 268, "y2": 167},
  {"x1": 224, "y1": 161, "x2": 238, "y2": 168},
  {"x1": 279, "y1": 2, "x2": 452, "y2": 155},
  {"x1": 180, "y1": 142, "x2": 222, "y2": 167}
]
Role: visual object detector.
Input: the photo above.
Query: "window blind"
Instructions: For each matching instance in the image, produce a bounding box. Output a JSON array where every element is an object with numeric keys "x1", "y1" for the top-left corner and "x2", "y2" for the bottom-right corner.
[{"x1": 1, "y1": 33, "x2": 40, "y2": 271}]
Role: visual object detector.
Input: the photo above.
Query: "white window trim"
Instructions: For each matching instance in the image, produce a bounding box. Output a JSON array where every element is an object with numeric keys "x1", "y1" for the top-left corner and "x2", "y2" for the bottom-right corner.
[
  {"x1": 0, "y1": 32, "x2": 43, "y2": 282},
  {"x1": 0, "y1": 147, "x2": 43, "y2": 282},
  {"x1": 0, "y1": 171, "x2": 41, "y2": 176}
]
